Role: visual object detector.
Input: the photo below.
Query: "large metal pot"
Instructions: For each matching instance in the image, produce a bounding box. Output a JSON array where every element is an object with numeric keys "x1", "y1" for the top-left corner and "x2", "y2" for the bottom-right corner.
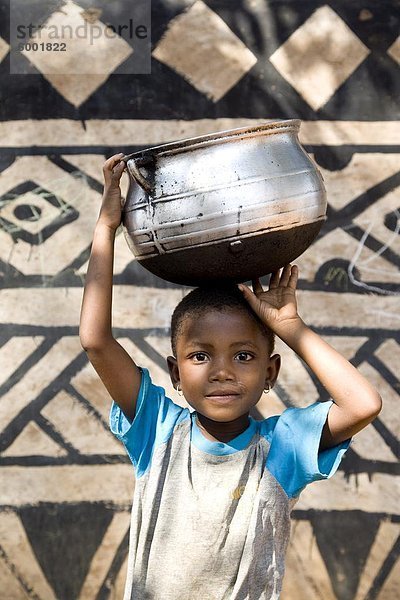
[{"x1": 122, "y1": 120, "x2": 326, "y2": 286}]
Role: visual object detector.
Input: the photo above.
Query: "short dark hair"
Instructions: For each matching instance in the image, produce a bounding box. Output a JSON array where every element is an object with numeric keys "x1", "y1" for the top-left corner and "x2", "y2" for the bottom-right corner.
[{"x1": 170, "y1": 283, "x2": 275, "y2": 356}]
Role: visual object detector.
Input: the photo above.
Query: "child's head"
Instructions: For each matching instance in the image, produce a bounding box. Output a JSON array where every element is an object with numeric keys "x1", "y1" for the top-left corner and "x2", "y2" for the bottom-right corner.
[
  {"x1": 170, "y1": 284, "x2": 275, "y2": 356},
  {"x1": 167, "y1": 283, "x2": 280, "y2": 422}
]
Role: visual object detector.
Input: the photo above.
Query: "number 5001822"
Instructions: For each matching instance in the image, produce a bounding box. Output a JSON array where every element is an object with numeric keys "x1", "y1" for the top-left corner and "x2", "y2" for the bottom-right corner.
[{"x1": 18, "y1": 42, "x2": 67, "y2": 51}]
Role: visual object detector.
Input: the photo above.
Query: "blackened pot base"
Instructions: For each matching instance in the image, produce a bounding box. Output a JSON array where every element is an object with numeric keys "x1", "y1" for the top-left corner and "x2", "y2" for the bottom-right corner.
[{"x1": 136, "y1": 221, "x2": 323, "y2": 286}]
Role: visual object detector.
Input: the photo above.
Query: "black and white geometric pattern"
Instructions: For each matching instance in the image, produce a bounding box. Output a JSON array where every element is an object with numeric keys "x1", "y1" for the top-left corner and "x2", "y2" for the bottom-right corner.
[{"x1": 0, "y1": 1, "x2": 399, "y2": 598}]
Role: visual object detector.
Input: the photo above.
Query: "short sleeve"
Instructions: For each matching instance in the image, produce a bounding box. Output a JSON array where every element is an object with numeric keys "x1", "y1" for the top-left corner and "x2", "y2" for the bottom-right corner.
[
  {"x1": 109, "y1": 368, "x2": 189, "y2": 477},
  {"x1": 266, "y1": 400, "x2": 351, "y2": 498}
]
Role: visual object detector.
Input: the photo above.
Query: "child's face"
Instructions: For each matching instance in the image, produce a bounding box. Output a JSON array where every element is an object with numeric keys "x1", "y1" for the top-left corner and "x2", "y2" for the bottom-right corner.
[{"x1": 168, "y1": 309, "x2": 280, "y2": 422}]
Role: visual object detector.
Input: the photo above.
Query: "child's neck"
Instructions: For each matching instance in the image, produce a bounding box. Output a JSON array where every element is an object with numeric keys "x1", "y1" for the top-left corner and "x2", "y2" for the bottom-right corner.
[{"x1": 195, "y1": 412, "x2": 250, "y2": 443}]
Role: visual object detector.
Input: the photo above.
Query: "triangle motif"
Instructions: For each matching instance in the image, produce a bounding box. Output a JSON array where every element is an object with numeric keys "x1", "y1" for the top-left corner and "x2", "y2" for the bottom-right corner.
[
  {"x1": 310, "y1": 510, "x2": 381, "y2": 600},
  {"x1": 19, "y1": 503, "x2": 113, "y2": 600}
]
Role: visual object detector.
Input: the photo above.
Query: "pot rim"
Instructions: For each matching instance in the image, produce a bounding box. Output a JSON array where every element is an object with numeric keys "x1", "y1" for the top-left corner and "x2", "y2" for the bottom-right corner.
[{"x1": 122, "y1": 119, "x2": 301, "y2": 162}]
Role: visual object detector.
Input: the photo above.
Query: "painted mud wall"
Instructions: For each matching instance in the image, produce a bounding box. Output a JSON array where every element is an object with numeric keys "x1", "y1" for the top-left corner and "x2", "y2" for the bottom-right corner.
[{"x1": 0, "y1": 1, "x2": 399, "y2": 598}]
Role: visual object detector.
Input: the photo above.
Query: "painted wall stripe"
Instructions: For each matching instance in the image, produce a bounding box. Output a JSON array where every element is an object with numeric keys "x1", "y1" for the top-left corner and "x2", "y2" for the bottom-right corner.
[
  {"x1": 0, "y1": 120, "x2": 399, "y2": 147},
  {"x1": 1, "y1": 465, "x2": 134, "y2": 505},
  {"x1": 298, "y1": 473, "x2": 399, "y2": 514},
  {"x1": 1, "y1": 288, "x2": 398, "y2": 329}
]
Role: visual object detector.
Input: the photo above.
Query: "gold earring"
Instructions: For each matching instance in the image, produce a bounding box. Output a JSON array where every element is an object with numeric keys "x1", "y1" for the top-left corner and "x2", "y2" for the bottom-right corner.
[
  {"x1": 176, "y1": 383, "x2": 183, "y2": 397},
  {"x1": 263, "y1": 383, "x2": 271, "y2": 394}
]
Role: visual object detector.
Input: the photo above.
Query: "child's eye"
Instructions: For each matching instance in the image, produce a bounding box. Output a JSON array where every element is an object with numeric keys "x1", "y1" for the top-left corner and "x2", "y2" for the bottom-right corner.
[
  {"x1": 192, "y1": 352, "x2": 209, "y2": 362},
  {"x1": 235, "y1": 352, "x2": 254, "y2": 362}
]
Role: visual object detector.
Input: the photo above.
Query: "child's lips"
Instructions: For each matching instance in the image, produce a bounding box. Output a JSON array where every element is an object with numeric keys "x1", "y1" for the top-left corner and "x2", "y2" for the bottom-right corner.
[{"x1": 206, "y1": 390, "x2": 241, "y2": 403}]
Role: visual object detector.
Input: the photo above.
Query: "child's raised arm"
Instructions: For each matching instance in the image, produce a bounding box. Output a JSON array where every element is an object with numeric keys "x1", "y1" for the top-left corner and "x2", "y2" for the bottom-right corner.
[
  {"x1": 79, "y1": 153, "x2": 141, "y2": 422},
  {"x1": 239, "y1": 265, "x2": 382, "y2": 450}
]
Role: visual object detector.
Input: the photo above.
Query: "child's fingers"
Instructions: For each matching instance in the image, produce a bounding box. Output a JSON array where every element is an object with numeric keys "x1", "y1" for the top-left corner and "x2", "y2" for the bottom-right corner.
[
  {"x1": 251, "y1": 278, "x2": 264, "y2": 296},
  {"x1": 268, "y1": 270, "x2": 280, "y2": 289},
  {"x1": 111, "y1": 160, "x2": 125, "y2": 180},
  {"x1": 287, "y1": 264, "x2": 299, "y2": 289},
  {"x1": 103, "y1": 153, "x2": 124, "y2": 171},
  {"x1": 103, "y1": 153, "x2": 125, "y2": 184},
  {"x1": 238, "y1": 283, "x2": 259, "y2": 311},
  {"x1": 279, "y1": 264, "x2": 292, "y2": 287}
]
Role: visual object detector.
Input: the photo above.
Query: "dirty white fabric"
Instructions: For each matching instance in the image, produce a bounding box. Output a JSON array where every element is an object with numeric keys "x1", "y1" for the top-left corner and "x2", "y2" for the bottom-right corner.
[{"x1": 110, "y1": 368, "x2": 350, "y2": 600}]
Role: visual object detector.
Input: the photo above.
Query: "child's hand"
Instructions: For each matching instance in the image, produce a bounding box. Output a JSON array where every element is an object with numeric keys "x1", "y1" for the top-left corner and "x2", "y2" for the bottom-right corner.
[
  {"x1": 98, "y1": 153, "x2": 126, "y2": 231},
  {"x1": 239, "y1": 265, "x2": 301, "y2": 335}
]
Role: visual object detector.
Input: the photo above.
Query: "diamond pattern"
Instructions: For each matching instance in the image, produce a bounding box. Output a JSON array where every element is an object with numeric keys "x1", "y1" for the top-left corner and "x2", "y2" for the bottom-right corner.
[
  {"x1": 0, "y1": 180, "x2": 78, "y2": 244},
  {"x1": 17, "y1": 0, "x2": 133, "y2": 106},
  {"x1": 152, "y1": 0, "x2": 257, "y2": 102},
  {"x1": 269, "y1": 6, "x2": 370, "y2": 110},
  {"x1": 0, "y1": 36, "x2": 9, "y2": 63},
  {"x1": 387, "y1": 36, "x2": 400, "y2": 64},
  {"x1": 0, "y1": 156, "x2": 99, "y2": 275}
]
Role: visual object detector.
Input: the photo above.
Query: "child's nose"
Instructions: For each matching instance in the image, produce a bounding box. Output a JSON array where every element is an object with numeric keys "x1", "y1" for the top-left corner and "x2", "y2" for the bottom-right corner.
[{"x1": 209, "y1": 359, "x2": 235, "y2": 381}]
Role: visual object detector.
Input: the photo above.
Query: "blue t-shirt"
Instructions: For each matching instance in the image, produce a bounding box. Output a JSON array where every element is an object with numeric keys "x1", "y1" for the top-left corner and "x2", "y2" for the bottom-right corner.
[{"x1": 110, "y1": 368, "x2": 350, "y2": 600}]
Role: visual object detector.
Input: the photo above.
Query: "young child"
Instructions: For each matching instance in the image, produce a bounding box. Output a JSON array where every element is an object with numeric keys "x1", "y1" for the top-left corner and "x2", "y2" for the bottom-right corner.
[{"x1": 80, "y1": 153, "x2": 382, "y2": 600}]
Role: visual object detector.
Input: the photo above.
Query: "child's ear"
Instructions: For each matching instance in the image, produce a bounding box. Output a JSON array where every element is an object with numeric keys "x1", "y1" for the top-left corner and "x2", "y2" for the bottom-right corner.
[
  {"x1": 266, "y1": 353, "x2": 281, "y2": 388},
  {"x1": 167, "y1": 355, "x2": 180, "y2": 388}
]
